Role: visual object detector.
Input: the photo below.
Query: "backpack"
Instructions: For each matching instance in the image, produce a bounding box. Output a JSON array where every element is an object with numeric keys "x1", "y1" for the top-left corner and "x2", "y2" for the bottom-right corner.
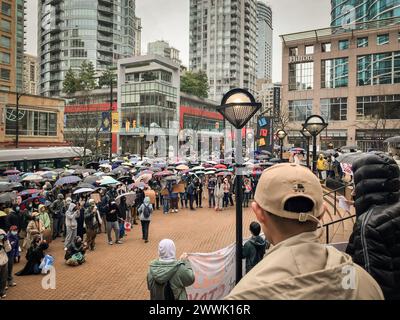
[
  {"x1": 143, "y1": 204, "x2": 151, "y2": 219},
  {"x1": 164, "y1": 281, "x2": 175, "y2": 300}
]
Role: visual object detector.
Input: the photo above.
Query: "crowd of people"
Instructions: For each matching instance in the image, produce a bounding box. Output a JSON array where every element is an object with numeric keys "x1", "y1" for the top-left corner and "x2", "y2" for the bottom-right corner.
[{"x1": 1, "y1": 149, "x2": 399, "y2": 300}]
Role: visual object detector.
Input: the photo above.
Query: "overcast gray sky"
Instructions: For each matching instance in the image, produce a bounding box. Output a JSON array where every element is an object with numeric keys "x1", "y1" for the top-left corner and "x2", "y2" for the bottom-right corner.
[{"x1": 25, "y1": 0, "x2": 330, "y2": 82}]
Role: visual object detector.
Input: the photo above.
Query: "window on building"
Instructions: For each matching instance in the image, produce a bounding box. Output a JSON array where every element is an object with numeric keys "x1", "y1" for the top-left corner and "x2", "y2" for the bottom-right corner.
[
  {"x1": 320, "y1": 98, "x2": 347, "y2": 121},
  {"x1": 289, "y1": 62, "x2": 314, "y2": 91},
  {"x1": 5, "y1": 108, "x2": 58, "y2": 136},
  {"x1": 0, "y1": 19, "x2": 11, "y2": 32},
  {"x1": 289, "y1": 47, "x2": 298, "y2": 56},
  {"x1": 321, "y1": 58, "x2": 349, "y2": 88},
  {"x1": 338, "y1": 39, "x2": 349, "y2": 50},
  {"x1": 357, "y1": 37, "x2": 368, "y2": 48},
  {"x1": 357, "y1": 95, "x2": 400, "y2": 120},
  {"x1": 0, "y1": 68, "x2": 10, "y2": 80},
  {"x1": 377, "y1": 34, "x2": 389, "y2": 45},
  {"x1": 0, "y1": 51, "x2": 10, "y2": 64},
  {"x1": 357, "y1": 51, "x2": 400, "y2": 86},
  {"x1": 321, "y1": 42, "x2": 331, "y2": 53},
  {"x1": 1, "y1": 2, "x2": 11, "y2": 16},
  {"x1": 288, "y1": 100, "x2": 313, "y2": 122},
  {"x1": 305, "y1": 45, "x2": 314, "y2": 55},
  {"x1": 0, "y1": 35, "x2": 11, "y2": 49}
]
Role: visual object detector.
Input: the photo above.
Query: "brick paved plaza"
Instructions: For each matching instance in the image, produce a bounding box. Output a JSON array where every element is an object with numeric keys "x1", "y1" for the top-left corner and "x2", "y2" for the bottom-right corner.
[{"x1": 5, "y1": 205, "x2": 257, "y2": 300}]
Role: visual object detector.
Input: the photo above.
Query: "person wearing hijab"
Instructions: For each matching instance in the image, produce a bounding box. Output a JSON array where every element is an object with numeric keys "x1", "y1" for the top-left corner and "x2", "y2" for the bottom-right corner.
[{"x1": 147, "y1": 239, "x2": 195, "y2": 300}]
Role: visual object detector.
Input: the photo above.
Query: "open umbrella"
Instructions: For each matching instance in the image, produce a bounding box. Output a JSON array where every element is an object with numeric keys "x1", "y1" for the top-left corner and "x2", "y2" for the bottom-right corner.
[
  {"x1": 214, "y1": 164, "x2": 227, "y2": 169},
  {"x1": 384, "y1": 136, "x2": 400, "y2": 144},
  {"x1": 112, "y1": 166, "x2": 129, "y2": 175},
  {"x1": 115, "y1": 192, "x2": 136, "y2": 205},
  {"x1": 73, "y1": 188, "x2": 95, "y2": 195},
  {"x1": 192, "y1": 166, "x2": 205, "y2": 171},
  {"x1": 55, "y1": 175, "x2": 82, "y2": 186},
  {"x1": 69, "y1": 165, "x2": 84, "y2": 170},
  {"x1": 154, "y1": 170, "x2": 173, "y2": 177},
  {"x1": 83, "y1": 176, "x2": 99, "y2": 185},
  {"x1": 117, "y1": 176, "x2": 133, "y2": 183},
  {"x1": 176, "y1": 164, "x2": 189, "y2": 171},
  {"x1": 4, "y1": 169, "x2": 20, "y2": 175},
  {"x1": 99, "y1": 176, "x2": 120, "y2": 186},
  {"x1": 19, "y1": 189, "x2": 41, "y2": 196},
  {"x1": 76, "y1": 182, "x2": 96, "y2": 189},
  {"x1": 10, "y1": 182, "x2": 23, "y2": 191},
  {"x1": 0, "y1": 182, "x2": 12, "y2": 192},
  {"x1": 7, "y1": 175, "x2": 20, "y2": 183},
  {"x1": 164, "y1": 175, "x2": 180, "y2": 182},
  {"x1": 337, "y1": 152, "x2": 365, "y2": 165},
  {"x1": 85, "y1": 162, "x2": 100, "y2": 170},
  {"x1": 22, "y1": 174, "x2": 43, "y2": 182},
  {"x1": 0, "y1": 192, "x2": 17, "y2": 204}
]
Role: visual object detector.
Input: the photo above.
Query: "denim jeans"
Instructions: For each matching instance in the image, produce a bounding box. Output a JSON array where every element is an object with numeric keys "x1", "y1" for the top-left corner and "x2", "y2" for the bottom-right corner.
[
  {"x1": 119, "y1": 222, "x2": 125, "y2": 238},
  {"x1": 243, "y1": 192, "x2": 251, "y2": 207},
  {"x1": 163, "y1": 198, "x2": 169, "y2": 214},
  {"x1": 106, "y1": 221, "x2": 120, "y2": 242},
  {"x1": 180, "y1": 193, "x2": 187, "y2": 208},
  {"x1": 208, "y1": 191, "x2": 215, "y2": 208},
  {"x1": 223, "y1": 193, "x2": 230, "y2": 208},
  {"x1": 141, "y1": 220, "x2": 150, "y2": 240}
]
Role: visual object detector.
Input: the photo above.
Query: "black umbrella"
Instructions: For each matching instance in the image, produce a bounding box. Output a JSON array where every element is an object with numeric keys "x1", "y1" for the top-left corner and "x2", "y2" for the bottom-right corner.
[
  {"x1": 70, "y1": 165, "x2": 84, "y2": 170},
  {"x1": 75, "y1": 183, "x2": 96, "y2": 190},
  {"x1": 85, "y1": 162, "x2": 100, "y2": 170},
  {"x1": 10, "y1": 182, "x2": 24, "y2": 191},
  {"x1": 83, "y1": 176, "x2": 99, "y2": 185},
  {"x1": 0, "y1": 192, "x2": 17, "y2": 204},
  {"x1": 117, "y1": 176, "x2": 133, "y2": 183},
  {"x1": 0, "y1": 183, "x2": 12, "y2": 192}
]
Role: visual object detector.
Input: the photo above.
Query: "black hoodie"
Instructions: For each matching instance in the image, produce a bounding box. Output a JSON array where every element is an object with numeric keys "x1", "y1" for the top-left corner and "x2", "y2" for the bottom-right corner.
[{"x1": 242, "y1": 235, "x2": 268, "y2": 273}]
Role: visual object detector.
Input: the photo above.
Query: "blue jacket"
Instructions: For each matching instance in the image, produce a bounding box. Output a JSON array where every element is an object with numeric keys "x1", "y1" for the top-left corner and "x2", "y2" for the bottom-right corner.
[{"x1": 7, "y1": 232, "x2": 19, "y2": 259}]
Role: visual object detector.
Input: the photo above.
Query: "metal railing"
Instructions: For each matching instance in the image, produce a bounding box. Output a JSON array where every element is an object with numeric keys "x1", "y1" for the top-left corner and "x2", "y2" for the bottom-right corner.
[{"x1": 322, "y1": 183, "x2": 355, "y2": 244}]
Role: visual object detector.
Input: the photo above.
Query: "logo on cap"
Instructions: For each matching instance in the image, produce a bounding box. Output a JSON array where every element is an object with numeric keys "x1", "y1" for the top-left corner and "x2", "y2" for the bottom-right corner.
[{"x1": 293, "y1": 184, "x2": 305, "y2": 193}]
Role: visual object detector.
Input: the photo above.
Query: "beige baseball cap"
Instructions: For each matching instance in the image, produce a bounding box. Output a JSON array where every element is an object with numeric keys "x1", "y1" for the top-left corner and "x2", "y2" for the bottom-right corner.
[{"x1": 254, "y1": 164, "x2": 324, "y2": 222}]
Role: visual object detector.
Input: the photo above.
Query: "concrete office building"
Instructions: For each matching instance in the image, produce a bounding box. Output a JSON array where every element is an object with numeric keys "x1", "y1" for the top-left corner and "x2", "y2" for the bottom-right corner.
[
  {"x1": 256, "y1": 1, "x2": 272, "y2": 80},
  {"x1": 331, "y1": 0, "x2": 400, "y2": 27},
  {"x1": 189, "y1": 0, "x2": 258, "y2": 102},
  {"x1": 23, "y1": 54, "x2": 39, "y2": 95},
  {"x1": 38, "y1": 0, "x2": 137, "y2": 97},
  {"x1": 147, "y1": 40, "x2": 182, "y2": 65},
  {"x1": 0, "y1": 0, "x2": 25, "y2": 92},
  {"x1": 281, "y1": 18, "x2": 400, "y2": 151}
]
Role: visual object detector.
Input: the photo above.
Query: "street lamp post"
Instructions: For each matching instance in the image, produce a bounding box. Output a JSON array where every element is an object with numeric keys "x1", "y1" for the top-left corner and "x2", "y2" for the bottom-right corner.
[
  {"x1": 15, "y1": 92, "x2": 24, "y2": 148},
  {"x1": 303, "y1": 115, "x2": 328, "y2": 174},
  {"x1": 276, "y1": 129, "x2": 287, "y2": 161},
  {"x1": 140, "y1": 133, "x2": 145, "y2": 161},
  {"x1": 300, "y1": 127, "x2": 312, "y2": 168},
  {"x1": 217, "y1": 88, "x2": 261, "y2": 284}
]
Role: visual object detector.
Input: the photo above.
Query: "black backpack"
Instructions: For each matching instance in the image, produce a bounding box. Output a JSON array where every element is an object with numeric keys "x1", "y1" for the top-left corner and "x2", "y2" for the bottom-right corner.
[
  {"x1": 143, "y1": 204, "x2": 151, "y2": 219},
  {"x1": 164, "y1": 281, "x2": 175, "y2": 300}
]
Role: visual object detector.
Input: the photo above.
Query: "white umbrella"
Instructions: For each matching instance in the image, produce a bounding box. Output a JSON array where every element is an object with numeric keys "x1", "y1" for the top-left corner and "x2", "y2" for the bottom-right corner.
[
  {"x1": 115, "y1": 192, "x2": 136, "y2": 205},
  {"x1": 192, "y1": 166, "x2": 205, "y2": 171},
  {"x1": 73, "y1": 188, "x2": 94, "y2": 195},
  {"x1": 22, "y1": 174, "x2": 43, "y2": 182}
]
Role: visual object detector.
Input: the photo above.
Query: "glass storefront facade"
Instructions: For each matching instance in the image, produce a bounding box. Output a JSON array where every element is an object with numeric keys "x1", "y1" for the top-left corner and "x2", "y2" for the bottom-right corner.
[
  {"x1": 289, "y1": 62, "x2": 314, "y2": 91},
  {"x1": 331, "y1": 0, "x2": 400, "y2": 27},
  {"x1": 288, "y1": 99, "x2": 313, "y2": 122},
  {"x1": 5, "y1": 107, "x2": 57, "y2": 136},
  {"x1": 321, "y1": 98, "x2": 348, "y2": 121},
  {"x1": 357, "y1": 51, "x2": 400, "y2": 86},
  {"x1": 356, "y1": 94, "x2": 400, "y2": 120},
  {"x1": 321, "y1": 58, "x2": 349, "y2": 88}
]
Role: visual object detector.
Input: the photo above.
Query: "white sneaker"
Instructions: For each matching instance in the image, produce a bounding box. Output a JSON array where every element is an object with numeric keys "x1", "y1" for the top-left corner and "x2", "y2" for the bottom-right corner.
[
  {"x1": 175, "y1": 209, "x2": 178, "y2": 213},
  {"x1": 64, "y1": 247, "x2": 68, "y2": 251},
  {"x1": 108, "y1": 241, "x2": 113, "y2": 245}
]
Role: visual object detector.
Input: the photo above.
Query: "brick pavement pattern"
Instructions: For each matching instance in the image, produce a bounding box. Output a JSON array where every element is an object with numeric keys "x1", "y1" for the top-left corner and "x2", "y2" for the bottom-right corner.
[
  {"x1": 6, "y1": 205, "x2": 257, "y2": 300},
  {"x1": 5, "y1": 199, "x2": 352, "y2": 300}
]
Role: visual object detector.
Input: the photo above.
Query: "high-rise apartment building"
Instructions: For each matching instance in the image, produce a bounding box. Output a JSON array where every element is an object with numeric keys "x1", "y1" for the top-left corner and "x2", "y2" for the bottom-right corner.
[
  {"x1": 331, "y1": 0, "x2": 400, "y2": 27},
  {"x1": 38, "y1": 0, "x2": 137, "y2": 97},
  {"x1": 0, "y1": 0, "x2": 25, "y2": 92},
  {"x1": 134, "y1": 16, "x2": 141, "y2": 56},
  {"x1": 189, "y1": 0, "x2": 258, "y2": 102},
  {"x1": 256, "y1": 1, "x2": 272, "y2": 80},
  {"x1": 23, "y1": 54, "x2": 39, "y2": 95},
  {"x1": 147, "y1": 40, "x2": 181, "y2": 65}
]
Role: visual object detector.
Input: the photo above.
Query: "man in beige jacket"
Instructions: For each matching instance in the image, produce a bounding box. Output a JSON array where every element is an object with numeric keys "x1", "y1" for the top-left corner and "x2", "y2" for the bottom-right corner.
[{"x1": 226, "y1": 164, "x2": 383, "y2": 300}]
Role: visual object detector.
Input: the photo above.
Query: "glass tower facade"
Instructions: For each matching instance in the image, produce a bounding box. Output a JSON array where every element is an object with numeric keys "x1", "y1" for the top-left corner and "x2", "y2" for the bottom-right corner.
[
  {"x1": 331, "y1": 0, "x2": 400, "y2": 27},
  {"x1": 256, "y1": 1, "x2": 272, "y2": 80},
  {"x1": 39, "y1": 0, "x2": 136, "y2": 97}
]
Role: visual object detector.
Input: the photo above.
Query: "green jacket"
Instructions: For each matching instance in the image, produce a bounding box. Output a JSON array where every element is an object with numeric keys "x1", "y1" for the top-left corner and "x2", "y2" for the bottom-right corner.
[
  {"x1": 147, "y1": 259, "x2": 195, "y2": 300},
  {"x1": 39, "y1": 212, "x2": 51, "y2": 230},
  {"x1": 242, "y1": 236, "x2": 268, "y2": 273}
]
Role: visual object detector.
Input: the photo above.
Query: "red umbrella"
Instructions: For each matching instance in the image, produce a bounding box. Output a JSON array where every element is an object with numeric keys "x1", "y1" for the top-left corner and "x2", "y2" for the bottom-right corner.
[
  {"x1": 216, "y1": 172, "x2": 232, "y2": 177},
  {"x1": 214, "y1": 164, "x2": 227, "y2": 169},
  {"x1": 19, "y1": 189, "x2": 41, "y2": 196},
  {"x1": 154, "y1": 170, "x2": 173, "y2": 177}
]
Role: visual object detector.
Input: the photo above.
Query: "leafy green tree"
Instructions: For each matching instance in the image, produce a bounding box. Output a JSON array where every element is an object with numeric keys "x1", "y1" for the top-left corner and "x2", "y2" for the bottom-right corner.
[
  {"x1": 63, "y1": 68, "x2": 79, "y2": 94},
  {"x1": 79, "y1": 60, "x2": 97, "y2": 91},
  {"x1": 180, "y1": 70, "x2": 209, "y2": 98},
  {"x1": 98, "y1": 67, "x2": 117, "y2": 88}
]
